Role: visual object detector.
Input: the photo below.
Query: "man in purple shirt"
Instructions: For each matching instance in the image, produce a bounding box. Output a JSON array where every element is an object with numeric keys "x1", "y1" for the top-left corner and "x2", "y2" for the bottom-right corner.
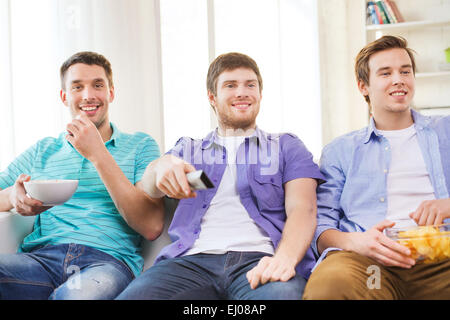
[{"x1": 117, "y1": 52, "x2": 324, "y2": 300}]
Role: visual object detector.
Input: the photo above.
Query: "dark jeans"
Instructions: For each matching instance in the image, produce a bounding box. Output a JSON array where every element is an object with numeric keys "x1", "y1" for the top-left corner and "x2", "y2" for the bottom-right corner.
[
  {"x1": 0, "y1": 243, "x2": 134, "y2": 300},
  {"x1": 116, "y1": 251, "x2": 306, "y2": 300}
]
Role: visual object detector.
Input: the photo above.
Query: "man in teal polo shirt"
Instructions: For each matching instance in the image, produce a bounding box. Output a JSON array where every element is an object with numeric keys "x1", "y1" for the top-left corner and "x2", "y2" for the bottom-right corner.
[{"x1": 0, "y1": 51, "x2": 164, "y2": 299}]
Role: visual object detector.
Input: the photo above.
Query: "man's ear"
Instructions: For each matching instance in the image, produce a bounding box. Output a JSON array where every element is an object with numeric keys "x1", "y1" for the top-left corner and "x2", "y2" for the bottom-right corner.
[
  {"x1": 358, "y1": 80, "x2": 369, "y2": 98},
  {"x1": 109, "y1": 85, "x2": 115, "y2": 103},
  {"x1": 60, "y1": 89, "x2": 68, "y2": 106},
  {"x1": 207, "y1": 90, "x2": 216, "y2": 109}
]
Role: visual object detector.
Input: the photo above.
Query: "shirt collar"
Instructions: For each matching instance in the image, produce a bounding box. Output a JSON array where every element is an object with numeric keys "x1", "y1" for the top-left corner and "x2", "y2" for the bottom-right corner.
[
  {"x1": 201, "y1": 126, "x2": 274, "y2": 150},
  {"x1": 363, "y1": 109, "x2": 431, "y2": 144},
  {"x1": 107, "y1": 122, "x2": 120, "y2": 147}
]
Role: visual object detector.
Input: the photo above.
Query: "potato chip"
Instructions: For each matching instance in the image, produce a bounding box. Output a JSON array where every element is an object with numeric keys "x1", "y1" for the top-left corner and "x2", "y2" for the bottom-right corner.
[{"x1": 390, "y1": 224, "x2": 450, "y2": 264}]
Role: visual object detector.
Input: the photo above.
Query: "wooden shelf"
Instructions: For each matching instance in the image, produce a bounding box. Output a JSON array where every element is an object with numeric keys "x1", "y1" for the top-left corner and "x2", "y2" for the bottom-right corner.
[
  {"x1": 417, "y1": 106, "x2": 450, "y2": 116},
  {"x1": 366, "y1": 19, "x2": 450, "y2": 32},
  {"x1": 415, "y1": 71, "x2": 450, "y2": 79},
  {"x1": 417, "y1": 106, "x2": 450, "y2": 110}
]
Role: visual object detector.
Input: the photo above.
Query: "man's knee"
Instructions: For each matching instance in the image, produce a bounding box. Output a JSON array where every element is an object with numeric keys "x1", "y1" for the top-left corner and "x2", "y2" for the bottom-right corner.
[
  {"x1": 243, "y1": 276, "x2": 306, "y2": 300},
  {"x1": 303, "y1": 251, "x2": 376, "y2": 300},
  {"x1": 303, "y1": 269, "x2": 355, "y2": 299},
  {"x1": 268, "y1": 279, "x2": 305, "y2": 300},
  {"x1": 50, "y1": 263, "x2": 133, "y2": 300}
]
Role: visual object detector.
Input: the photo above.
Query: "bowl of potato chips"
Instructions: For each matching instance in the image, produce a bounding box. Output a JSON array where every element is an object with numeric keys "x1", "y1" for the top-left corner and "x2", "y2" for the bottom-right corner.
[{"x1": 385, "y1": 223, "x2": 450, "y2": 264}]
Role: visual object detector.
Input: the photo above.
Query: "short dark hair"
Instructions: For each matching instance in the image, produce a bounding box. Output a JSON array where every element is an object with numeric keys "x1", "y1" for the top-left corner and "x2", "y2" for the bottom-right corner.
[
  {"x1": 207, "y1": 52, "x2": 263, "y2": 96},
  {"x1": 60, "y1": 51, "x2": 113, "y2": 90},
  {"x1": 355, "y1": 36, "x2": 416, "y2": 104}
]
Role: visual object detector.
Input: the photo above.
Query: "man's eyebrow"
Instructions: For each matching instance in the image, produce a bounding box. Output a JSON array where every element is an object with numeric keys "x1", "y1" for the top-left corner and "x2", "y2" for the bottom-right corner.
[
  {"x1": 70, "y1": 78, "x2": 106, "y2": 84},
  {"x1": 222, "y1": 79, "x2": 258, "y2": 83},
  {"x1": 376, "y1": 66, "x2": 391, "y2": 73},
  {"x1": 376, "y1": 64, "x2": 412, "y2": 73}
]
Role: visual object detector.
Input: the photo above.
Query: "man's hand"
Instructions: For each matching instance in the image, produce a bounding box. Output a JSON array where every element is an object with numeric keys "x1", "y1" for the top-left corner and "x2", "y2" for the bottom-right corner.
[
  {"x1": 246, "y1": 253, "x2": 297, "y2": 290},
  {"x1": 66, "y1": 114, "x2": 106, "y2": 161},
  {"x1": 409, "y1": 199, "x2": 450, "y2": 226},
  {"x1": 348, "y1": 220, "x2": 415, "y2": 268},
  {"x1": 154, "y1": 154, "x2": 197, "y2": 199},
  {"x1": 8, "y1": 174, "x2": 52, "y2": 216}
]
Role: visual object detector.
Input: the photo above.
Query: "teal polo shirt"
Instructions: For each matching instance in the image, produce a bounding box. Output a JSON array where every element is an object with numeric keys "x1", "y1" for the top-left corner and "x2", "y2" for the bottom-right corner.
[{"x1": 0, "y1": 123, "x2": 160, "y2": 276}]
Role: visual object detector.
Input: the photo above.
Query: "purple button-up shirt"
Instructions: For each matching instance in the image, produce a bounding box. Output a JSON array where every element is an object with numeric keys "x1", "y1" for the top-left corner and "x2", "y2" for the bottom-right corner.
[{"x1": 154, "y1": 127, "x2": 324, "y2": 279}]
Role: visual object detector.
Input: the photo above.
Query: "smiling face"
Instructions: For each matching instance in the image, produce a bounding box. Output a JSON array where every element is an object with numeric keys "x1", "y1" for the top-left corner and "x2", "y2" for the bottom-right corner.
[
  {"x1": 358, "y1": 48, "x2": 415, "y2": 129},
  {"x1": 208, "y1": 67, "x2": 261, "y2": 133},
  {"x1": 60, "y1": 63, "x2": 114, "y2": 131}
]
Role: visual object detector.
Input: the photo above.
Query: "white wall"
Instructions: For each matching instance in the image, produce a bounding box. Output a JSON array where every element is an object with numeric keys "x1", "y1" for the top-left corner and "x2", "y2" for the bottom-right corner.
[
  {"x1": 317, "y1": 0, "x2": 368, "y2": 146},
  {"x1": 0, "y1": 0, "x2": 14, "y2": 168}
]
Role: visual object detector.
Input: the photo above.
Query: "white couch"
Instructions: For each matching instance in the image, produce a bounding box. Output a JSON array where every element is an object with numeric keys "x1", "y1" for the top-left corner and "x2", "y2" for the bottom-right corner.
[{"x1": 0, "y1": 197, "x2": 177, "y2": 271}]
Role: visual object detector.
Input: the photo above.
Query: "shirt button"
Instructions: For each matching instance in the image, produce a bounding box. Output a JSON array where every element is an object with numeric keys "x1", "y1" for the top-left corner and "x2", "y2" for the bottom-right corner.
[
  {"x1": 194, "y1": 229, "x2": 199, "y2": 235},
  {"x1": 385, "y1": 147, "x2": 389, "y2": 151},
  {"x1": 383, "y1": 169, "x2": 388, "y2": 173},
  {"x1": 380, "y1": 197, "x2": 385, "y2": 202},
  {"x1": 202, "y1": 204, "x2": 207, "y2": 209},
  {"x1": 177, "y1": 243, "x2": 183, "y2": 249}
]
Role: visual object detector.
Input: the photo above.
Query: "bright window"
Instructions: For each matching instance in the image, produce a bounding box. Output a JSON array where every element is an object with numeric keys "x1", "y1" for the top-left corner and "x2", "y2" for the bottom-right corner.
[
  {"x1": 160, "y1": 0, "x2": 322, "y2": 158},
  {"x1": 159, "y1": 0, "x2": 211, "y2": 150},
  {"x1": 0, "y1": 0, "x2": 63, "y2": 170}
]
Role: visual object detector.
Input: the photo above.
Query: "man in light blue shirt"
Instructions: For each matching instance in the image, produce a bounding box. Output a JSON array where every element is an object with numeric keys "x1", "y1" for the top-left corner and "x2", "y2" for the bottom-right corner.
[
  {"x1": 303, "y1": 36, "x2": 450, "y2": 299},
  {"x1": 0, "y1": 52, "x2": 164, "y2": 299}
]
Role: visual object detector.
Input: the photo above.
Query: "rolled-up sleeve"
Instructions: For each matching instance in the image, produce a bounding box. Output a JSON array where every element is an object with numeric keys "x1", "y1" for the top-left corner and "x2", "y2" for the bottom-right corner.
[{"x1": 312, "y1": 142, "x2": 346, "y2": 257}]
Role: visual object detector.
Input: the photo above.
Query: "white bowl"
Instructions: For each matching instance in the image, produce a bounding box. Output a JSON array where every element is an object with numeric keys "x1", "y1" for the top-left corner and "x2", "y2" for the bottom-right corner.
[{"x1": 23, "y1": 179, "x2": 79, "y2": 206}]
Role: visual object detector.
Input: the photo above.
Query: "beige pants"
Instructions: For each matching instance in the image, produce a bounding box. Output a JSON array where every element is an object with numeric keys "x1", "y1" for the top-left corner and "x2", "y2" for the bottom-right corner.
[{"x1": 303, "y1": 251, "x2": 450, "y2": 300}]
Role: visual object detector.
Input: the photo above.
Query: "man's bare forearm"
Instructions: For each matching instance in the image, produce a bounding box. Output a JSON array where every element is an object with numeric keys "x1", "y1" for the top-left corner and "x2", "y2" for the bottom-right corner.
[
  {"x1": 90, "y1": 150, "x2": 164, "y2": 240},
  {"x1": 276, "y1": 205, "x2": 316, "y2": 265},
  {"x1": 140, "y1": 158, "x2": 166, "y2": 198},
  {"x1": 317, "y1": 229, "x2": 354, "y2": 255}
]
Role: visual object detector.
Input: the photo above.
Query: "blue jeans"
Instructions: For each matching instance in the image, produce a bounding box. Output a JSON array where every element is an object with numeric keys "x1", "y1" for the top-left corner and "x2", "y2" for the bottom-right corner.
[
  {"x1": 0, "y1": 243, "x2": 134, "y2": 300},
  {"x1": 116, "y1": 252, "x2": 306, "y2": 300}
]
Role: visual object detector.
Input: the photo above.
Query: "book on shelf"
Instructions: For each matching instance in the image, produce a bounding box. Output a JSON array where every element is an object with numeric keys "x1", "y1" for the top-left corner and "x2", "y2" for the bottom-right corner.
[
  {"x1": 387, "y1": 0, "x2": 404, "y2": 22},
  {"x1": 382, "y1": 0, "x2": 398, "y2": 23},
  {"x1": 376, "y1": 1, "x2": 391, "y2": 24},
  {"x1": 372, "y1": 1, "x2": 384, "y2": 24},
  {"x1": 367, "y1": 0, "x2": 404, "y2": 25},
  {"x1": 366, "y1": 1, "x2": 379, "y2": 24}
]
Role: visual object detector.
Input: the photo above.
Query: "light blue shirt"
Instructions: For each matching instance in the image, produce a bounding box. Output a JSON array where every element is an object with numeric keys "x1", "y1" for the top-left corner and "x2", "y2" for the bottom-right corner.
[
  {"x1": 313, "y1": 109, "x2": 450, "y2": 264},
  {"x1": 0, "y1": 123, "x2": 160, "y2": 276}
]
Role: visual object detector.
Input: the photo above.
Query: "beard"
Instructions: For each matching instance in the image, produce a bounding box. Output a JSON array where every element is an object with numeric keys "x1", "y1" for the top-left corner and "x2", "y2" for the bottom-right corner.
[{"x1": 218, "y1": 108, "x2": 259, "y2": 131}]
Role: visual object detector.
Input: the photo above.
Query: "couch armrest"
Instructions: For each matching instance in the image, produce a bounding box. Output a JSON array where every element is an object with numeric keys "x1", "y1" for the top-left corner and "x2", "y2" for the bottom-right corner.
[
  {"x1": 0, "y1": 198, "x2": 176, "y2": 265},
  {"x1": 0, "y1": 211, "x2": 35, "y2": 254}
]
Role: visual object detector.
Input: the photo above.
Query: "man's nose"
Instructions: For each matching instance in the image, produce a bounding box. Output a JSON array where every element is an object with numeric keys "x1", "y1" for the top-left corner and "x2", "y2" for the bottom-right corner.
[
  {"x1": 392, "y1": 71, "x2": 404, "y2": 85},
  {"x1": 81, "y1": 87, "x2": 94, "y2": 99},
  {"x1": 235, "y1": 85, "x2": 249, "y2": 97}
]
